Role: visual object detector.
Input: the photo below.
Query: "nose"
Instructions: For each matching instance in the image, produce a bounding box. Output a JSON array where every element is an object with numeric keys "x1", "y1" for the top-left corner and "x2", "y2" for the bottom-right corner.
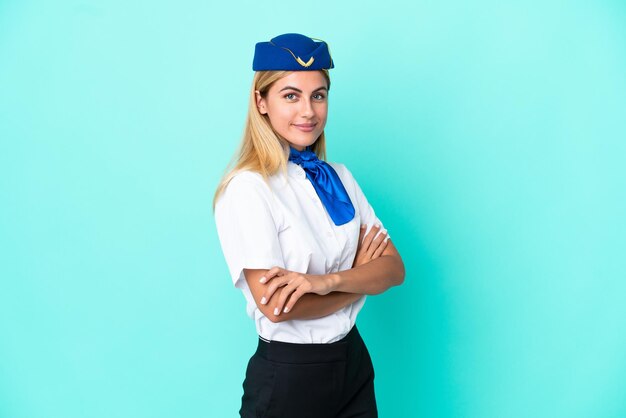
[{"x1": 300, "y1": 97, "x2": 314, "y2": 118}]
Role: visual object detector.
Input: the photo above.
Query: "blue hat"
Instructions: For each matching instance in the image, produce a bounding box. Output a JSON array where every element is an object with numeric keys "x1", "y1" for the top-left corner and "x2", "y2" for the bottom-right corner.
[{"x1": 253, "y1": 33, "x2": 334, "y2": 71}]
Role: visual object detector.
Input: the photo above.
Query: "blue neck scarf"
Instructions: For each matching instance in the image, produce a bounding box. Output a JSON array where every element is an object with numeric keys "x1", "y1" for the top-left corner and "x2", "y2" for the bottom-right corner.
[{"x1": 288, "y1": 145, "x2": 355, "y2": 226}]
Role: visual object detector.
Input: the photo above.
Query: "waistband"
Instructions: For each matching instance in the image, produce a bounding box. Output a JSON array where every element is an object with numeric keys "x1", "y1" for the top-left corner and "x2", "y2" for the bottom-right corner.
[{"x1": 256, "y1": 326, "x2": 362, "y2": 364}]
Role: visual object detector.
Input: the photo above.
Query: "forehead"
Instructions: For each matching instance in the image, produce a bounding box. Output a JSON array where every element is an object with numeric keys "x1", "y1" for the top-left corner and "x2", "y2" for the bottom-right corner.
[{"x1": 271, "y1": 71, "x2": 328, "y2": 90}]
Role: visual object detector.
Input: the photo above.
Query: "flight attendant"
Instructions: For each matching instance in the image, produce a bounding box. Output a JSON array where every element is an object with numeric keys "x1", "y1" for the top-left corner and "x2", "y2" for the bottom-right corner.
[{"x1": 213, "y1": 33, "x2": 405, "y2": 418}]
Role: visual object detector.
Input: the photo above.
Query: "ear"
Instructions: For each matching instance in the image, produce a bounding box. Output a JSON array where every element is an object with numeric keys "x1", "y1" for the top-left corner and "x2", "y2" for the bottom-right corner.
[{"x1": 255, "y1": 90, "x2": 268, "y2": 115}]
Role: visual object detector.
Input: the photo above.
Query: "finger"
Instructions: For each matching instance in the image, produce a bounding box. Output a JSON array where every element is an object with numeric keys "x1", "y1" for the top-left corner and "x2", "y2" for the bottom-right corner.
[
  {"x1": 366, "y1": 230, "x2": 387, "y2": 257},
  {"x1": 372, "y1": 235, "x2": 389, "y2": 258},
  {"x1": 260, "y1": 275, "x2": 290, "y2": 305},
  {"x1": 283, "y1": 288, "x2": 305, "y2": 313},
  {"x1": 362, "y1": 224, "x2": 381, "y2": 253},
  {"x1": 355, "y1": 225, "x2": 366, "y2": 253},
  {"x1": 274, "y1": 277, "x2": 302, "y2": 315},
  {"x1": 365, "y1": 224, "x2": 381, "y2": 238},
  {"x1": 260, "y1": 266, "x2": 284, "y2": 283},
  {"x1": 373, "y1": 229, "x2": 387, "y2": 244}
]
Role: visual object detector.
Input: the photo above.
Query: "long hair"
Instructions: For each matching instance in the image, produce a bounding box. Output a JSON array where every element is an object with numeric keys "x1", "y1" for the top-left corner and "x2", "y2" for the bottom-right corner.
[{"x1": 212, "y1": 69, "x2": 331, "y2": 211}]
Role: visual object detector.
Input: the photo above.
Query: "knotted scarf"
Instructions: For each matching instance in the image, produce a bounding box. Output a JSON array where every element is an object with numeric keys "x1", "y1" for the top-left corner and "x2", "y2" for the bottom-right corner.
[{"x1": 288, "y1": 146, "x2": 355, "y2": 226}]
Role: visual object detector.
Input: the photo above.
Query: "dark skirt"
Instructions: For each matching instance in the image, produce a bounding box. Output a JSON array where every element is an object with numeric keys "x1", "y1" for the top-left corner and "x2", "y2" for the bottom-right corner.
[{"x1": 239, "y1": 325, "x2": 378, "y2": 418}]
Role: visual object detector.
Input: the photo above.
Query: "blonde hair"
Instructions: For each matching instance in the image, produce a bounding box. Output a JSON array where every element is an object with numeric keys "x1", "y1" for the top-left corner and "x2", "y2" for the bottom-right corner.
[{"x1": 212, "y1": 69, "x2": 331, "y2": 211}]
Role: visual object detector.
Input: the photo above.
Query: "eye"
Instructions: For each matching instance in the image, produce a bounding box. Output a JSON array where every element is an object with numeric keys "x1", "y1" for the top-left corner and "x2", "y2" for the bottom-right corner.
[
  {"x1": 313, "y1": 93, "x2": 326, "y2": 101},
  {"x1": 284, "y1": 93, "x2": 297, "y2": 101}
]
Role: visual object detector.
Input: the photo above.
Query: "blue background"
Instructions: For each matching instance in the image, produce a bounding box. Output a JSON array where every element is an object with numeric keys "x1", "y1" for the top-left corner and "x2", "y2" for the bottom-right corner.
[{"x1": 1, "y1": 1, "x2": 625, "y2": 417}]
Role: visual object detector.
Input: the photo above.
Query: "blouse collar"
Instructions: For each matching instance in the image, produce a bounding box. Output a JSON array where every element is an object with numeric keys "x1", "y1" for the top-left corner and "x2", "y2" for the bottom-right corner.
[{"x1": 287, "y1": 161, "x2": 306, "y2": 179}]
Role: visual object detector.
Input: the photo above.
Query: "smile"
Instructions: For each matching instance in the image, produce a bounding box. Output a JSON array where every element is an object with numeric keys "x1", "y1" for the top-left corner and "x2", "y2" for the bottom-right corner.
[{"x1": 293, "y1": 123, "x2": 317, "y2": 132}]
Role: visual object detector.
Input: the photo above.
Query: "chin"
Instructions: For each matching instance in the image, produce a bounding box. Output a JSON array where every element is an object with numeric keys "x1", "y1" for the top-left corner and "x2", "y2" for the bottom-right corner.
[{"x1": 287, "y1": 138, "x2": 317, "y2": 150}]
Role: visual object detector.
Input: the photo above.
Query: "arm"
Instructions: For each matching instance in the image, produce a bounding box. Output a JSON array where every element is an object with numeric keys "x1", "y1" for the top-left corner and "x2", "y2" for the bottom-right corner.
[
  {"x1": 260, "y1": 228, "x2": 404, "y2": 318},
  {"x1": 244, "y1": 268, "x2": 361, "y2": 323},
  {"x1": 244, "y1": 224, "x2": 392, "y2": 322},
  {"x1": 328, "y1": 239, "x2": 405, "y2": 295},
  {"x1": 329, "y1": 166, "x2": 406, "y2": 294}
]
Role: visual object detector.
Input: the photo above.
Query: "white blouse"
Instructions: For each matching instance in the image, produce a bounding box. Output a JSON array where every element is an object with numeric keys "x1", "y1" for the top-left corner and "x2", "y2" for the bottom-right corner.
[{"x1": 214, "y1": 160, "x2": 389, "y2": 343}]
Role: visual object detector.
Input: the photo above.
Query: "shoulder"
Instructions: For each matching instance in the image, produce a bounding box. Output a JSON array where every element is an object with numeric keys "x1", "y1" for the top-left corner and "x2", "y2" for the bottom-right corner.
[
  {"x1": 226, "y1": 170, "x2": 267, "y2": 190},
  {"x1": 216, "y1": 170, "x2": 273, "y2": 209},
  {"x1": 328, "y1": 161, "x2": 356, "y2": 185},
  {"x1": 327, "y1": 161, "x2": 372, "y2": 209},
  {"x1": 215, "y1": 170, "x2": 283, "y2": 230},
  {"x1": 327, "y1": 161, "x2": 346, "y2": 173},
  {"x1": 227, "y1": 170, "x2": 274, "y2": 194}
]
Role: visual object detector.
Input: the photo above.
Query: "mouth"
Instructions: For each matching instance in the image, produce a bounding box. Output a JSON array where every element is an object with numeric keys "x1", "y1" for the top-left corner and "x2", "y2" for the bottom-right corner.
[{"x1": 293, "y1": 123, "x2": 317, "y2": 132}]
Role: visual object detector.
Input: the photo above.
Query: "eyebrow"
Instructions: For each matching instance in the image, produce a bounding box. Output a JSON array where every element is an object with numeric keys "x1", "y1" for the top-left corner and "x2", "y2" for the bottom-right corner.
[{"x1": 278, "y1": 86, "x2": 328, "y2": 93}]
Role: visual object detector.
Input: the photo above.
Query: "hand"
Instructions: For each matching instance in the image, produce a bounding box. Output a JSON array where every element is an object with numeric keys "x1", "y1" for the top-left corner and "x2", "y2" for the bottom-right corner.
[
  {"x1": 352, "y1": 224, "x2": 389, "y2": 268},
  {"x1": 259, "y1": 267, "x2": 335, "y2": 316}
]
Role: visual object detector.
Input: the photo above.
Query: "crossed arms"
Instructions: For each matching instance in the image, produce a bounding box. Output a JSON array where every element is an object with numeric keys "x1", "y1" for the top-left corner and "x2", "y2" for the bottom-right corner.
[{"x1": 243, "y1": 224, "x2": 405, "y2": 323}]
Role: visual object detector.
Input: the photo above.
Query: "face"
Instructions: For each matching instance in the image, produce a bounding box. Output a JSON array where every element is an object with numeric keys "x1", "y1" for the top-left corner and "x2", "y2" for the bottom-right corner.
[{"x1": 256, "y1": 71, "x2": 328, "y2": 151}]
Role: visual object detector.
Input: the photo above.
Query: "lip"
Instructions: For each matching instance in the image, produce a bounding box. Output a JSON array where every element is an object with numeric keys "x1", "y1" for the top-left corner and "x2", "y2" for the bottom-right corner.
[{"x1": 293, "y1": 123, "x2": 317, "y2": 132}]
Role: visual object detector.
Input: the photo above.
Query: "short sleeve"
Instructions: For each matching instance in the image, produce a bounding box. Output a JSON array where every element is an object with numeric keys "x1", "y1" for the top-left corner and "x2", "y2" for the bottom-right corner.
[{"x1": 214, "y1": 173, "x2": 285, "y2": 289}]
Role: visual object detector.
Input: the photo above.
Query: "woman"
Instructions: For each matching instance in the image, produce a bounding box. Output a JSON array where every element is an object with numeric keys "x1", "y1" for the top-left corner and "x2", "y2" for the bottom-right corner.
[{"x1": 213, "y1": 33, "x2": 405, "y2": 418}]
